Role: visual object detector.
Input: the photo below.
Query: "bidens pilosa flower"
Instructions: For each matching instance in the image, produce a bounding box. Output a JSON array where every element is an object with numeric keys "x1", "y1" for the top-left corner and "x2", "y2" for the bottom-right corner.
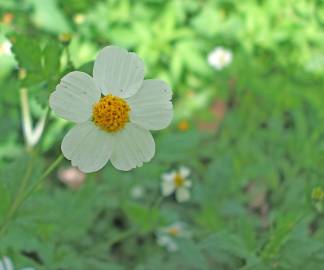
[
  {"x1": 208, "y1": 46, "x2": 233, "y2": 70},
  {"x1": 156, "y1": 222, "x2": 190, "y2": 252},
  {"x1": 161, "y1": 166, "x2": 192, "y2": 202},
  {"x1": 50, "y1": 46, "x2": 173, "y2": 173}
]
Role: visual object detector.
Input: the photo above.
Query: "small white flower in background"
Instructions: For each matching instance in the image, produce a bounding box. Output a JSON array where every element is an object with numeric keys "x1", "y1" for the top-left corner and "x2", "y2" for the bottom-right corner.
[
  {"x1": 161, "y1": 166, "x2": 192, "y2": 202},
  {"x1": 58, "y1": 167, "x2": 86, "y2": 189},
  {"x1": 0, "y1": 40, "x2": 12, "y2": 56},
  {"x1": 130, "y1": 185, "x2": 145, "y2": 199},
  {"x1": 208, "y1": 46, "x2": 233, "y2": 70},
  {"x1": 0, "y1": 257, "x2": 34, "y2": 270},
  {"x1": 49, "y1": 46, "x2": 173, "y2": 173},
  {"x1": 73, "y1": 13, "x2": 85, "y2": 25},
  {"x1": 156, "y1": 222, "x2": 190, "y2": 252}
]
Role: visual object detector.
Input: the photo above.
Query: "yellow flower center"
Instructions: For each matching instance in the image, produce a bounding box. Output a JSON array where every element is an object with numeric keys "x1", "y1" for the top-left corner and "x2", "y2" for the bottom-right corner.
[
  {"x1": 312, "y1": 187, "x2": 324, "y2": 201},
  {"x1": 167, "y1": 227, "x2": 180, "y2": 236},
  {"x1": 173, "y1": 173, "x2": 185, "y2": 188},
  {"x1": 92, "y1": 95, "x2": 130, "y2": 132}
]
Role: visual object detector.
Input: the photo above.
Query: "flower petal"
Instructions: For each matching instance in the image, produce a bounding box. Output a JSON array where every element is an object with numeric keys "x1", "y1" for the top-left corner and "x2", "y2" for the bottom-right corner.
[
  {"x1": 179, "y1": 166, "x2": 190, "y2": 179},
  {"x1": 110, "y1": 123, "x2": 155, "y2": 171},
  {"x1": 93, "y1": 46, "x2": 144, "y2": 98},
  {"x1": 161, "y1": 171, "x2": 176, "y2": 182},
  {"x1": 161, "y1": 180, "x2": 175, "y2": 196},
  {"x1": 166, "y1": 239, "x2": 178, "y2": 252},
  {"x1": 61, "y1": 121, "x2": 114, "y2": 173},
  {"x1": 176, "y1": 187, "x2": 190, "y2": 203},
  {"x1": 127, "y1": 80, "x2": 173, "y2": 130},
  {"x1": 49, "y1": 71, "x2": 100, "y2": 123}
]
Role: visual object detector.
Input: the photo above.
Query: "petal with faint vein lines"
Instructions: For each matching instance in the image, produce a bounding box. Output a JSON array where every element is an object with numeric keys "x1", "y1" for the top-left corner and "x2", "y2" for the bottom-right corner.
[
  {"x1": 127, "y1": 80, "x2": 173, "y2": 130},
  {"x1": 93, "y1": 46, "x2": 145, "y2": 98},
  {"x1": 49, "y1": 71, "x2": 100, "y2": 123},
  {"x1": 61, "y1": 121, "x2": 114, "y2": 173},
  {"x1": 110, "y1": 123, "x2": 155, "y2": 171}
]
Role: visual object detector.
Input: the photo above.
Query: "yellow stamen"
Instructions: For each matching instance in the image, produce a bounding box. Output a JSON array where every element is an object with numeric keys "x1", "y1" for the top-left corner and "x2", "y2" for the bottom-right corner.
[
  {"x1": 312, "y1": 187, "x2": 324, "y2": 201},
  {"x1": 173, "y1": 173, "x2": 185, "y2": 188},
  {"x1": 92, "y1": 95, "x2": 130, "y2": 132},
  {"x1": 167, "y1": 227, "x2": 180, "y2": 236}
]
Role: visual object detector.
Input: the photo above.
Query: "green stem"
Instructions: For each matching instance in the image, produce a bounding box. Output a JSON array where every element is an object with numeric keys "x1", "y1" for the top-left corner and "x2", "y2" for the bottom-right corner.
[
  {"x1": 0, "y1": 156, "x2": 35, "y2": 238},
  {"x1": 0, "y1": 154, "x2": 64, "y2": 238},
  {"x1": 19, "y1": 154, "x2": 64, "y2": 207}
]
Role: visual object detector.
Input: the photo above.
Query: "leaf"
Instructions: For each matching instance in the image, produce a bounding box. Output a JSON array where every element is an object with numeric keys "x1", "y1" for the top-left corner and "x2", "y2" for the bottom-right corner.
[
  {"x1": 0, "y1": 180, "x2": 11, "y2": 224},
  {"x1": 199, "y1": 232, "x2": 251, "y2": 260},
  {"x1": 27, "y1": 0, "x2": 71, "y2": 34},
  {"x1": 10, "y1": 34, "x2": 63, "y2": 105},
  {"x1": 122, "y1": 202, "x2": 160, "y2": 233},
  {"x1": 10, "y1": 35, "x2": 42, "y2": 72},
  {"x1": 271, "y1": 236, "x2": 324, "y2": 269},
  {"x1": 43, "y1": 40, "x2": 63, "y2": 78},
  {"x1": 177, "y1": 239, "x2": 209, "y2": 270},
  {"x1": 78, "y1": 61, "x2": 94, "y2": 75}
]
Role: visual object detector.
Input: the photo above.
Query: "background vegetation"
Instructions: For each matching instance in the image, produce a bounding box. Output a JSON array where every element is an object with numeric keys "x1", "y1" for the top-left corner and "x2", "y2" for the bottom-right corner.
[{"x1": 1, "y1": 0, "x2": 324, "y2": 269}]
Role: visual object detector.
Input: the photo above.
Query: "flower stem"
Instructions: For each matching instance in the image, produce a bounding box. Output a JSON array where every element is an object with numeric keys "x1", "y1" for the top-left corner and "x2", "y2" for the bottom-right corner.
[
  {"x1": 0, "y1": 154, "x2": 64, "y2": 238},
  {"x1": 20, "y1": 154, "x2": 64, "y2": 203}
]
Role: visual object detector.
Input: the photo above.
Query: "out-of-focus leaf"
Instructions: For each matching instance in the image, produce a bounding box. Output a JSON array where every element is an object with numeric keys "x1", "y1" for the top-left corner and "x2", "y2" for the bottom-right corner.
[{"x1": 27, "y1": 0, "x2": 71, "y2": 33}]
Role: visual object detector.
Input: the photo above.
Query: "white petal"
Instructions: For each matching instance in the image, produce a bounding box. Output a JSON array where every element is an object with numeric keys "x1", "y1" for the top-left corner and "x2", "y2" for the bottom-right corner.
[
  {"x1": 179, "y1": 166, "x2": 190, "y2": 178},
  {"x1": 161, "y1": 171, "x2": 176, "y2": 182},
  {"x1": 161, "y1": 180, "x2": 175, "y2": 196},
  {"x1": 49, "y1": 71, "x2": 100, "y2": 123},
  {"x1": 93, "y1": 46, "x2": 144, "y2": 98},
  {"x1": 176, "y1": 188, "x2": 190, "y2": 203},
  {"x1": 110, "y1": 123, "x2": 155, "y2": 171},
  {"x1": 156, "y1": 234, "x2": 171, "y2": 247},
  {"x1": 166, "y1": 239, "x2": 178, "y2": 252},
  {"x1": 61, "y1": 121, "x2": 114, "y2": 173},
  {"x1": 127, "y1": 80, "x2": 173, "y2": 130}
]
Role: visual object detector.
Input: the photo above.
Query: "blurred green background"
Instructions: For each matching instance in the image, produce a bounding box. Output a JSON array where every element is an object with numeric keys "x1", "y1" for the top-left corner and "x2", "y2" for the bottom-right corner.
[{"x1": 1, "y1": 0, "x2": 324, "y2": 269}]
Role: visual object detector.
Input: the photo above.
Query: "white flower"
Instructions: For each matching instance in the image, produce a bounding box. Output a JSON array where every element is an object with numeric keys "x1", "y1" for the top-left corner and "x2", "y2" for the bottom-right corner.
[
  {"x1": 49, "y1": 46, "x2": 173, "y2": 173},
  {"x1": 207, "y1": 46, "x2": 233, "y2": 70},
  {"x1": 130, "y1": 185, "x2": 145, "y2": 199},
  {"x1": 161, "y1": 166, "x2": 192, "y2": 202},
  {"x1": 156, "y1": 222, "x2": 190, "y2": 252},
  {"x1": 0, "y1": 257, "x2": 34, "y2": 270},
  {"x1": 0, "y1": 40, "x2": 12, "y2": 56}
]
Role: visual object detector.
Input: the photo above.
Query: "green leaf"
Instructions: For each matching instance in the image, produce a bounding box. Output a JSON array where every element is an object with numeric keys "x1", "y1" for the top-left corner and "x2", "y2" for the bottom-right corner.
[
  {"x1": 27, "y1": 0, "x2": 71, "y2": 34},
  {"x1": 10, "y1": 34, "x2": 63, "y2": 105},
  {"x1": 0, "y1": 180, "x2": 11, "y2": 224},
  {"x1": 43, "y1": 40, "x2": 63, "y2": 78},
  {"x1": 10, "y1": 35, "x2": 42, "y2": 72},
  {"x1": 199, "y1": 232, "x2": 251, "y2": 260},
  {"x1": 177, "y1": 239, "x2": 209, "y2": 270},
  {"x1": 122, "y1": 202, "x2": 160, "y2": 233}
]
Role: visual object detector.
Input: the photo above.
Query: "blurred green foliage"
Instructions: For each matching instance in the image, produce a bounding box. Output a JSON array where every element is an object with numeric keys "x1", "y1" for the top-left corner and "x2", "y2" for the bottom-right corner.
[{"x1": 1, "y1": 0, "x2": 324, "y2": 269}]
